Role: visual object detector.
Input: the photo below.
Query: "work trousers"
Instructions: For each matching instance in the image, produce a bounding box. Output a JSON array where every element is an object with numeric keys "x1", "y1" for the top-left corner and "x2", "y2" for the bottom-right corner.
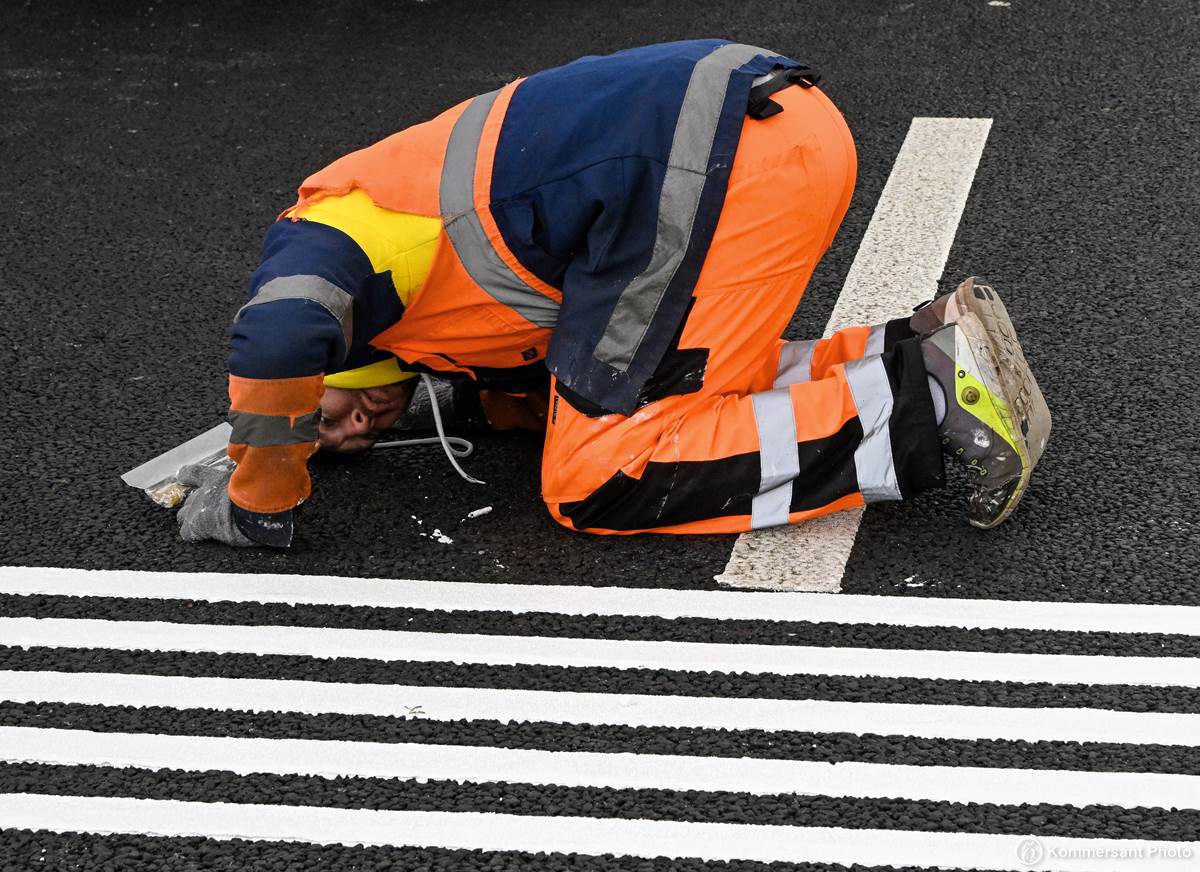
[{"x1": 542, "y1": 84, "x2": 944, "y2": 534}]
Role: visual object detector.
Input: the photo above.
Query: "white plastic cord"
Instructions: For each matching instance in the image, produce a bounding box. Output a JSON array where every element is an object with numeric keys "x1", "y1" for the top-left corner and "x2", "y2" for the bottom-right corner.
[{"x1": 372, "y1": 373, "x2": 486, "y2": 485}]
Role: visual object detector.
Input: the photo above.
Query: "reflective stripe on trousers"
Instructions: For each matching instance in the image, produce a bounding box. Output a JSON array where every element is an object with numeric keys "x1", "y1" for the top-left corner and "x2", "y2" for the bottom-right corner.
[
  {"x1": 773, "y1": 340, "x2": 817, "y2": 387},
  {"x1": 749, "y1": 387, "x2": 801, "y2": 528},
  {"x1": 752, "y1": 344, "x2": 901, "y2": 529},
  {"x1": 864, "y1": 322, "x2": 887, "y2": 357},
  {"x1": 773, "y1": 323, "x2": 888, "y2": 388},
  {"x1": 842, "y1": 355, "x2": 902, "y2": 502}
]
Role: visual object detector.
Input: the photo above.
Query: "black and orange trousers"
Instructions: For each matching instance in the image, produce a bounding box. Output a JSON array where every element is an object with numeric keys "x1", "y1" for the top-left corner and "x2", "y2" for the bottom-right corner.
[{"x1": 541, "y1": 84, "x2": 944, "y2": 534}]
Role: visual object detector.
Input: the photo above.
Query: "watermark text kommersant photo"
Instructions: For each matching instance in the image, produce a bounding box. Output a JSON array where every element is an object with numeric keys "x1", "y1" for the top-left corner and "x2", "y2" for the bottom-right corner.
[{"x1": 1017, "y1": 838, "x2": 1195, "y2": 867}]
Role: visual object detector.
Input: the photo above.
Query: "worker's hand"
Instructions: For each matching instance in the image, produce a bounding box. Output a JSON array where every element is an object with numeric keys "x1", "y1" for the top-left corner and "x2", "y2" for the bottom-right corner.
[{"x1": 175, "y1": 464, "x2": 255, "y2": 547}]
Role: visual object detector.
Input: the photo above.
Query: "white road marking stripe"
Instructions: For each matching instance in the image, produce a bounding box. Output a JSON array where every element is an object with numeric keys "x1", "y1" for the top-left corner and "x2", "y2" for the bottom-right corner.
[
  {"x1": 3, "y1": 671, "x2": 1197, "y2": 746},
  {"x1": 6, "y1": 617, "x2": 1199, "y2": 688},
  {"x1": 2, "y1": 794, "x2": 1194, "y2": 870},
  {"x1": 4, "y1": 566, "x2": 1198, "y2": 635},
  {"x1": 5, "y1": 726, "x2": 1198, "y2": 811},
  {"x1": 717, "y1": 117, "x2": 994, "y2": 592}
]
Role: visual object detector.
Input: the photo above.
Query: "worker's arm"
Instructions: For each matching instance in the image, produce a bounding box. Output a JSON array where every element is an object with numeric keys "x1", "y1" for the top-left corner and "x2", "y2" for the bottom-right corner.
[
  {"x1": 223, "y1": 217, "x2": 374, "y2": 546},
  {"x1": 183, "y1": 191, "x2": 434, "y2": 548}
]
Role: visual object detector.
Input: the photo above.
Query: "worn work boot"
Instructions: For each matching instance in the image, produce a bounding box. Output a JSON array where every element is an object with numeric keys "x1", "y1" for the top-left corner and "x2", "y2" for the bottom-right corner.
[
  {"x1": 910, "y1": 275, "x2": 989, "y2": 337},
  {"x1": 914, "y1": 277, "x2": 1051, "y2": 466},
  {"x1": 921, "y1": 307, "x2": 1051, "y2": 529}
]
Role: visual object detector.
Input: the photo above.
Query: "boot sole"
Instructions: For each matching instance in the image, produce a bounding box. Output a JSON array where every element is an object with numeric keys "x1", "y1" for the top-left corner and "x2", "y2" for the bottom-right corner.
[
  {"x1": 955, "y1": 312, "x2": 1034, "y2": 529},
  {"x1": 957, "y1": 279, "x2": 1052, "y2": 467}
]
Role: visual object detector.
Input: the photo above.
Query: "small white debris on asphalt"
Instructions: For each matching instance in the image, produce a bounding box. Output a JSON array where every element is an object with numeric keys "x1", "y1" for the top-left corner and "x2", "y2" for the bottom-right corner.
[
  {"x1": 904, "y1": 574, "x2": 926, "y2": 587},
  {"x1": 410, "y1": 514, "x2": 451, "y2": 543},
  {"x1": 465, "y1": 506, "x2": 493, "y2": 520}
]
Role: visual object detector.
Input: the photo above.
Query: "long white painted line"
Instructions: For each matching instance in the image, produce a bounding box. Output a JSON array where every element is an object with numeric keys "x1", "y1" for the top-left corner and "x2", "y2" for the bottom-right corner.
[
  {"x1": 6, "y1": 726, "x2": 1198, "y2": 811},
  {"x1": 6, "y1": 617, "x2": 1200, "y2": 688},
  {"x1": 2, "y1": 795, "x2": 1195, "y2": 871},
  {"x1": 4, "y1": 566, "x2": 1199, "y2": 635},
  {"x1": 3, "y1": 671, "x2": 1198, "y2": 746},
  {"x1": 717, "y1": 117, "x2": 994, "y2": 592}
]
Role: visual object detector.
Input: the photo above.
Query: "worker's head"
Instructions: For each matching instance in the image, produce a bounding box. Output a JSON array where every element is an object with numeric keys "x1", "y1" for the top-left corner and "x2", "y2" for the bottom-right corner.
[{"x1": 318, "y1": 381, "x2": 416, "y2": 454}]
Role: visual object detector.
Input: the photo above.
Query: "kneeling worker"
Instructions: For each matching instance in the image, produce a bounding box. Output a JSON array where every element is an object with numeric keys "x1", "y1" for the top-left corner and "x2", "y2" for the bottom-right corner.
[{"x1": 178, "y1": 39, "x2": 1051, "y2": 548}]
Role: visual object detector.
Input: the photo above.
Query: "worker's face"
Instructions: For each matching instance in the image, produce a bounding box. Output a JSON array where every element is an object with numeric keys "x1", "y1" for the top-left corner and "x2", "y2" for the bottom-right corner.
[{"x1": 318, "y1": 383, "x2": 415, "y2": 454}]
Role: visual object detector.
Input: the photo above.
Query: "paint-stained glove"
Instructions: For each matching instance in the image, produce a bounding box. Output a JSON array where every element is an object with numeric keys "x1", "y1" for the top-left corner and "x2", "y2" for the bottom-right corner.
[
  {"x1": 393, "y1": 376, "x2": 479, "y2": 432},
  {"x1": 175, "y1": 464, "x2": 255, "y2": 547}
]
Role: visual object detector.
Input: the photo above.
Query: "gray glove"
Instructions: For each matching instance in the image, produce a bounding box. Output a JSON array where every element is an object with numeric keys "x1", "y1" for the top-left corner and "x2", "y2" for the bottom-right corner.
[
  {"x1": 394, "y1": 376, "x2": 460, "y2": 430},
  {"x1": 175, "y1": 464, "x2": 254, "y2": 547}
]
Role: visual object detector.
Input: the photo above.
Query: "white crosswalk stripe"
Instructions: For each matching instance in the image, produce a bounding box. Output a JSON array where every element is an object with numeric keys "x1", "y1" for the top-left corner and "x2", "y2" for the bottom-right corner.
[
  {"x1": 3, "y1": 794, "x2": 1196, "y2": 872},
  {"x1": 1, "y1": 566, "x2": 1198, "y2": 870},
  {"x1": 5, "y1": 564, "x2": 1199, "y2": 634},
  {"x1": 7, "y1": 616, "x2": 1200, "y2": 686},
  {"x1": 4, "y1": 670, "x2": 1199, "y2": 745},
  {"x1": 5, "y1": 726, "x2": 1199, "y2": 810}
]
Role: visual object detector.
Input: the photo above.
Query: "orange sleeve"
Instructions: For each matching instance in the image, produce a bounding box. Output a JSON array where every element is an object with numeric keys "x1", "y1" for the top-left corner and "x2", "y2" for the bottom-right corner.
[{"x1": 226, "y1": 374, "x2": 324, "y2": 514}]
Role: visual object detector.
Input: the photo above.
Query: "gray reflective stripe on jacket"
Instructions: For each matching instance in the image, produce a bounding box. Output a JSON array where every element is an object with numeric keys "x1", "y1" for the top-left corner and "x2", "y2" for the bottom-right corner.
[
  {"x1": 440, "y1": 88, "x2": 561, "y2": 330},
  {"x1": 236, "y1": 275, "x2": 354, "y2": 353},
  {"x1": 842, "y1": 355, "x2": 902, "y2": 502},
  {"x1": 591, "y1": 42, "x2": 775, "y2": 373},
  {"x1": 228, "y1": 410, "x2": 320, "y2": 448}
]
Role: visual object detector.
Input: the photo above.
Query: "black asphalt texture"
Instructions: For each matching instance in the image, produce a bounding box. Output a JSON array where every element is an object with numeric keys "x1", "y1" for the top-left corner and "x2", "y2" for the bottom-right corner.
[
  {"x1": 0, "y1": 0, "x2": 1196, "y2": 600},
  {"x1": 3, "y1": 1, "x2": 1200, "y2": 870}
]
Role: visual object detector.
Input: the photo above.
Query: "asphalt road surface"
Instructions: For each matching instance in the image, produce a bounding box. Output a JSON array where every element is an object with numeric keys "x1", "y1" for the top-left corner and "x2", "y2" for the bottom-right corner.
[{"x1": 2, "y1": 1, "x2": 1199, "y2": 869}]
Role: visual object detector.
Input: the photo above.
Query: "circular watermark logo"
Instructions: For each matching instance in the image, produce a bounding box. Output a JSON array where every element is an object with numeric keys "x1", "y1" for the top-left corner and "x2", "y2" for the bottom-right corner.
[{"x1": 1016, "y1": 838, "x2": 1046, "y2": 868}]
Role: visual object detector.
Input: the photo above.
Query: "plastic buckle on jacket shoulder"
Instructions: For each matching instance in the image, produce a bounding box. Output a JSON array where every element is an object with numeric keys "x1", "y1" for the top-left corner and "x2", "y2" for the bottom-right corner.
[{"x1": 747, "y1": 67, "x2": 822, "y2": 120}]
